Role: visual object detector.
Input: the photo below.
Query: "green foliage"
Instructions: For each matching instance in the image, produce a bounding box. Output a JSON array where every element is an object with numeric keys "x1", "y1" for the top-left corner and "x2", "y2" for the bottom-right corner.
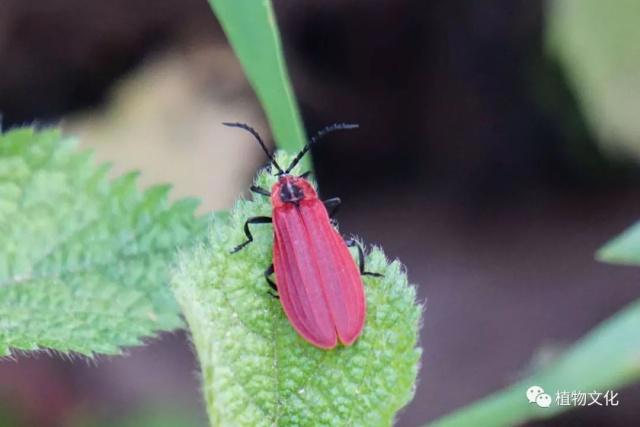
[
  {"x1": 0, "y1": 127, "x2": 206, "y2": 357},
  {"x1": 207, "y1": 0, "x2": 310, "y2": 169},
  {"x1": 70, "y1": 405, "x2": 207, "y2": 427},
  {"x1": 597, "y1": 221, "x2": 640, "y2": 265},
  {"x1": 547, "y1": 0, "x2": 640, "y2": 155},
  {"x1": 428, "y1": 300, "x2": 640, "y2": 427},
  {"x1": 428, "y1": 189, "x2": 640, "y2": 426},
  {"x1": 172, "y1": 153, "x2": 422, "y2": 426}
]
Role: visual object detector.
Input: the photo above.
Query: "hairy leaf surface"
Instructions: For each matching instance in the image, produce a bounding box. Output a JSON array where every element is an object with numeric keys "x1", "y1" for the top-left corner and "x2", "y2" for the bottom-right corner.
[
  {"x1": 0, "y1": 127, "x2": 205, "y2": 356},
  {"x1": 173, "y1": 154, "x2": 422, "y2": 426}
]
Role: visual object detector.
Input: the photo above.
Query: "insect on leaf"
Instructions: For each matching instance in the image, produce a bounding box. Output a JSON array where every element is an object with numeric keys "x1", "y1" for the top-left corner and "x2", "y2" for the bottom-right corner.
[{"x1": 172, "y1": 152, "x2": 422, "y2": 426}]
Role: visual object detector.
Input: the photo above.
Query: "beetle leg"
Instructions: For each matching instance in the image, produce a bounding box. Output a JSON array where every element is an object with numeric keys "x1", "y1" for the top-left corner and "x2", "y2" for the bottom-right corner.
[
  {"x1": 345, "y1": 237, "x2": 384, "y2": 277},
  {"x1": 230, "y1": 216, "x2": 272, "y2": 253},
  {"x1": 264, "y1": 264, "x2": 279, "y2": 299},
  {"x1": 323, "y1": 197, "x2": 342, "y2": 218},
  {"x1": 250, "y1": 185, "x2": 271, "y2": 197},
  {"x1": 299, "y1": 171, "x2": 312, "y2": 179}
]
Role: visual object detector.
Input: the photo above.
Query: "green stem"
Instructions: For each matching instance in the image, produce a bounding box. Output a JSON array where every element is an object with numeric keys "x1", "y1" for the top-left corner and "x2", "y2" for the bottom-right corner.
[{"x1": 208, "y1": 0, "x2": 310, "y2": 170}]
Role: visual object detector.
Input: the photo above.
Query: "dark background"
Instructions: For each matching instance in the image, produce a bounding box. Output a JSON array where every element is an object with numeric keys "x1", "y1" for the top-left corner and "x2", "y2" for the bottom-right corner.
[{"x1": 1, "y1": 0, "x2": 639, "y2": 426}]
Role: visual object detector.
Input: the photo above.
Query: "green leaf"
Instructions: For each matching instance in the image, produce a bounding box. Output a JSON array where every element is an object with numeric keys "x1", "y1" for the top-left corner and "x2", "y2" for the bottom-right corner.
[
  {"x1": 208, "y1": 0, "x2": 309, "y2": 169},
  {"x1": 172, "y1": 153, "x2": 422, "y2": 426},
  {"x1": 428, "y1": 300, "x2": 640, "y2": 427},
  {"x1": 597, "y1": 221, "x2": 640, "y2": 265},
  {"x1": 0, "y1": 127, "x2": 206, "y2": 357},
  {"x1": 546, "y1": 0, "x2": 640, "y2": 155}
]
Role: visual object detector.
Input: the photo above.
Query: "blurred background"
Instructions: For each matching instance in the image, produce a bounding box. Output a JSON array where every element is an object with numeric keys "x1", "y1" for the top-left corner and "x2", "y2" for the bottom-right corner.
[{"x1": 1, "y1": 0, "x2": 640, "y2": 426}]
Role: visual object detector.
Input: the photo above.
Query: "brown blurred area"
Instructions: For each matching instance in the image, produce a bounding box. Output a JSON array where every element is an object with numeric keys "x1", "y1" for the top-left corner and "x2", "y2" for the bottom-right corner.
[{"x1": 1, "y1": 0, "x2": 639, "y2": 426}]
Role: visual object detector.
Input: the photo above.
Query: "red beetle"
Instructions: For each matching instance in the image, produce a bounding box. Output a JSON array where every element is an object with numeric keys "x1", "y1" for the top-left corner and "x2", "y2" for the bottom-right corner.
[{"x1": 225, "y1": 122, "x2": 380, "y2": 349}]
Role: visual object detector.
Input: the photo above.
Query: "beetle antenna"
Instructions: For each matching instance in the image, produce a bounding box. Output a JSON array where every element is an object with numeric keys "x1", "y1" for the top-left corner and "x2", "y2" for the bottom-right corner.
[
  {"x1": 285, "y1": 123, "x2": 359, "y2": 173},
  {"x1": 223, "y1": 122, "x2": 284, "y2": 174}
]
